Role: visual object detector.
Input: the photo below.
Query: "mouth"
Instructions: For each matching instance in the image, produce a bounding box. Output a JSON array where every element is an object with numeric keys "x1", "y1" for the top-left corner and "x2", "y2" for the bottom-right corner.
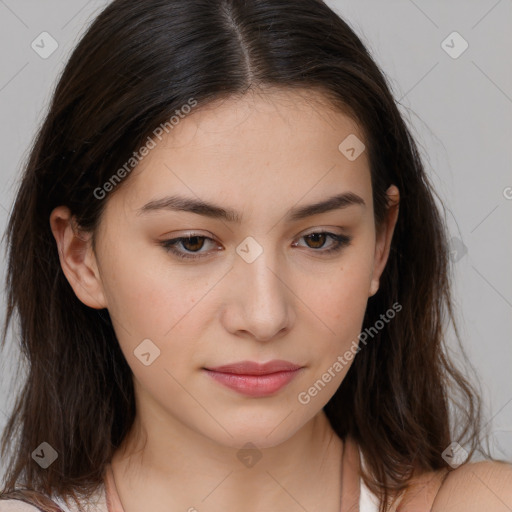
[{"x1": 203, "y1": 360, "x2": 304, "y2": 397}]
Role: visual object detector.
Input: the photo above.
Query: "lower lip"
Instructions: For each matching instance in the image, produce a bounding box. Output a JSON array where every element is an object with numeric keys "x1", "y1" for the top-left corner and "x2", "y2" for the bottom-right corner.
[{"x1": 204, "y1": 368, "x2": 303, "y2": 397}]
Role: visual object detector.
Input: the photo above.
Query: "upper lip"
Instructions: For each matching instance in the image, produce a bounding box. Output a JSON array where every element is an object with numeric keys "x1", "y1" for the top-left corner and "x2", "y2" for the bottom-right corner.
[{"x1": 205, "y1": 360, "x2": 302, "y2": 375}]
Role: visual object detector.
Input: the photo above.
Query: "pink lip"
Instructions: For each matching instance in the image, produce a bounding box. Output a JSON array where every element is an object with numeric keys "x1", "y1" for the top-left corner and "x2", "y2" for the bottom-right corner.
[{"x1": 204, "y1": 360, "x2": 303, "y2": 397}]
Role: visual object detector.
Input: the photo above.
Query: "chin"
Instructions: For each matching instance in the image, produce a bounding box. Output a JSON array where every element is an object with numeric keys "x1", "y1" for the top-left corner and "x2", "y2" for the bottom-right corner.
[{"x1": 203, "y1": 413, "x2": 309, "y2": 451}]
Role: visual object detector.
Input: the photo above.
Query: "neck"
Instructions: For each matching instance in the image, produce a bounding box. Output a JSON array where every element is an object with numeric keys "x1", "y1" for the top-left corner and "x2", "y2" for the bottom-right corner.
[{"x1": 111, "y1": 411, "x2": 345, "y2": 512}]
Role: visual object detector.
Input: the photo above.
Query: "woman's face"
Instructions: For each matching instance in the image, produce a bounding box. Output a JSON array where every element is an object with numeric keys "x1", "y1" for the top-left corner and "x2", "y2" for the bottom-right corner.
[{"x1": 53, "y1": 88, "x2": 399, "y2": 450}]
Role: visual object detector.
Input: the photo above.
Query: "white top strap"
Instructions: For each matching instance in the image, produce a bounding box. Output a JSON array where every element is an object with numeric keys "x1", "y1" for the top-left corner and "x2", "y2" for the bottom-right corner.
[
  {"x1": 358, "y1": 449, "x2": 380, "y2": 512},
  {"x1": 359, "y1": 477, "x2": 380, "y2": 512}
]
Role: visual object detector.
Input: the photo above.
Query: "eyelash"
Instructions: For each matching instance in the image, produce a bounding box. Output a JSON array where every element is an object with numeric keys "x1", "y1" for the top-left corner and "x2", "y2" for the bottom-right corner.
[{"x1": 160, "y1": 231, "x2": 352, "y2": 261}]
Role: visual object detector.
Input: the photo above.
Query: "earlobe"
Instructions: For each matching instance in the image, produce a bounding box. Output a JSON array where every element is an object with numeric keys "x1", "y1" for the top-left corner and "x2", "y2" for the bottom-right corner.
[
  {"x1": 49, "y1": 206, "x2": 107, "y2": 309},
  {"x1": 368, "y1": 278, "x2": 379, "y2": 297}
]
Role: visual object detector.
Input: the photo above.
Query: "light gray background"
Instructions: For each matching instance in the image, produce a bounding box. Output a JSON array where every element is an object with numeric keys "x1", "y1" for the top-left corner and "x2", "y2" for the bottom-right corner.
[{"x1": 0, "y1": 0, "x2": 511, "y2": 476}]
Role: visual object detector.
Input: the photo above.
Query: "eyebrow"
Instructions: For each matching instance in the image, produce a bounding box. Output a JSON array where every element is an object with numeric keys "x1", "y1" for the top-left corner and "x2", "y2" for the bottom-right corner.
[{"x1": 136, "y1": 192, "x2": 365, "y2": 223}]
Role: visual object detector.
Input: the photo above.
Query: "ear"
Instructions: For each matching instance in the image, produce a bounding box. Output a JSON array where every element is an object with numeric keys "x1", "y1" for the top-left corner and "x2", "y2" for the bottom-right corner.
[
  {"x1": 369, "y1": 185, "x2": 400, "y2": 297},
  {"x1": 49, "y1": 206, "x2": 107, "y2": 309}
]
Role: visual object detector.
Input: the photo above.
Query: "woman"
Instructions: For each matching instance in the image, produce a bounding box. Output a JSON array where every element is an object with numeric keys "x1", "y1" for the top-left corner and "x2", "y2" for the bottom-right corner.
[{"x1": 1, "y1": 0, "x2": 511, "y2": 511}]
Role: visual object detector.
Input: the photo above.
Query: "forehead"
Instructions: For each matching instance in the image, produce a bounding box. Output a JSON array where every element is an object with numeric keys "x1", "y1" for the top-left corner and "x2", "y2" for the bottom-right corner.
[
  {"x1": 109, "y1": 88, "x2": 371, "y2": 218},
  {"x1": 151, "y1": 87, "x2": 365, "y2": 153}
]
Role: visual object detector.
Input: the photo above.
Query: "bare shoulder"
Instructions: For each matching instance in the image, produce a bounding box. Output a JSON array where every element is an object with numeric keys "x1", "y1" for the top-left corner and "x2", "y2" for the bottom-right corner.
[
  {"x1": 0, "y1": 499, "x2": 41, "y2": 511},
  {"x1": 393, "y1": 467, "x2": 450, "y2": 511},
  {"x1": 431, "y1": 460, "x2": 512, "y2": 512}
]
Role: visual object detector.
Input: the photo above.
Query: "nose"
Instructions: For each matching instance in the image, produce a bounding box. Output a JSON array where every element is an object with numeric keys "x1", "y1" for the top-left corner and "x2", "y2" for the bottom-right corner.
[{"x1": 221, "y1": 244, "x2": 293, "y2": 342}]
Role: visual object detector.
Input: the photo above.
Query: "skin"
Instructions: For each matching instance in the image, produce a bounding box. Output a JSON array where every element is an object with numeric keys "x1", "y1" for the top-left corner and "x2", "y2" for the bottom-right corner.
[{"x1": 49, "y1": 88, "x2": 512, "y2": 511}]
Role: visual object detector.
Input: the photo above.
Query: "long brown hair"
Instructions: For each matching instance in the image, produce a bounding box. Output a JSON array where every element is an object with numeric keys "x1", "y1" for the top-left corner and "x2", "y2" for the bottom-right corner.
[{"x1": 0, "y1": 1, "x2": 494, "y2": 510}]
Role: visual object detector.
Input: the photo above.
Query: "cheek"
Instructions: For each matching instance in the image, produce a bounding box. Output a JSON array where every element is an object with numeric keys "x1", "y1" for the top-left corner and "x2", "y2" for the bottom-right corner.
[
  {"x1": 306, "y1": 250, "x2": 373, "y2": 325},
  {"x1": 298, "y1": 247, "x2": 374, "y2": 362},
  {"x1": 100, "y1": 238, "x2": 205, "y2": 330},
  {"x1": 104, "y1": 267, "x2": 206, "y2": 397},
  {"x1": 98, "y1": 251, "x2": 213, "y2": 382}
]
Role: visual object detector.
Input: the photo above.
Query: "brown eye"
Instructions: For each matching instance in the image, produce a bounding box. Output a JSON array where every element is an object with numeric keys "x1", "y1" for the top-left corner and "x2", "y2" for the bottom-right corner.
[
  {"x1": 180, "y1": 236, "x2": 206, "y2": 252},
  {"x1": 160, "y1": 234, "x2": 218, "y2": 260},
  {"x1": 293, "y1": 231, "x2": 352, "y2": 255},
  {"x1": 304, "y1": 232, "x2": 328, "y2": 249}
]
